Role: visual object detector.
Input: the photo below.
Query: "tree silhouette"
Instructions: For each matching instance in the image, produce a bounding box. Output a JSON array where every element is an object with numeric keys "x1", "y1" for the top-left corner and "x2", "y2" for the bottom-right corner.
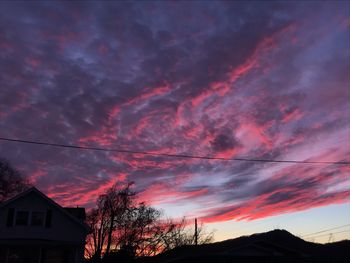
[
  {"x1": 0, "y1": 158, "x2": 30, "y2": 203},
  {"x1": 85, "y1": 182, "x2": 136, "y2": 260},
  {"x1": 85, "y1": 182, "x2": 213, "y2": 261}
]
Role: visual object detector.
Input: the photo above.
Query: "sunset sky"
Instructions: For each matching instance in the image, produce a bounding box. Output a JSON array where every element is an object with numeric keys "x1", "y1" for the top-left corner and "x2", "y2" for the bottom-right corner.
[{"x1": 0, "y1": 1, "x2": 349, "y2": 243}]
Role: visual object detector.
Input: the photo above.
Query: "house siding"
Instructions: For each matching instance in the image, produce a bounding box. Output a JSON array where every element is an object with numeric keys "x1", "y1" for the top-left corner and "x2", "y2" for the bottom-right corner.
[
  {"x1": 0, "y1": 189, "x2": 88, "y2": 263},
  {"x1": 0, "y1": 191, "x2": 86, "y2": 244}
]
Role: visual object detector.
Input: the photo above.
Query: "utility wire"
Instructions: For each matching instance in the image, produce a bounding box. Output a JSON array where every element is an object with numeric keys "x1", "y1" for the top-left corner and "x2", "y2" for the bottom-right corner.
[
  {"x1": 305, "y1": 229, "x2": 350, "y2": 239},
  {"x1": 0, "y1": 137, "x2": 349, "y2": 165},
  {"x1": 301, "y1": 224, "x2": 350, "y2": 237}
]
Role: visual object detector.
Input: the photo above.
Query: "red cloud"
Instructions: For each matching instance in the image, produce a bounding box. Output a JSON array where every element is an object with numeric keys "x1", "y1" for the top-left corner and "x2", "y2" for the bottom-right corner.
[
  {"x1": 200, "y1": 158, "x2": 350, "y2": 223},
  {"x1": 47, "y1": 173, "x2": 128, "y2": 207},
  {"x1": 237, "y1": 121, "x2": 274, "y2": 150},
  {"x1": 137, "y1": 182, "x2": 209, "y2": 205},
  {"x1": 29, "y1": 169, "x2": 47, "y2": 185},
  {"x1": 25, "y1": 57, "x2": 41, "y2": 68},
  {"x1": 124, "y1": 84, "x2": 171, "y2": 107},
  {"x1": 78, "y1": 128, "x2": 118, "y2": 147},
  {"x1": 201, "y1": 188, "x2": 350, "y2": 223},
  {"x1": 78, "y1": 84, "x2": 170, "y2": 146}
]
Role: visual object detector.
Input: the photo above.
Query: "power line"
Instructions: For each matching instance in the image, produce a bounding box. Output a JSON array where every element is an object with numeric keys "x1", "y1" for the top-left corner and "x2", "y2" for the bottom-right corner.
[
  {"x1": 0, "y1": 137, "x2": 349, "y2": 165},
  {"x1": 301, "y1": 224, "x2": 350, "y2": 237},
  {"x1": 306, "y1": 229, "x2": 350, "y2": 239}
]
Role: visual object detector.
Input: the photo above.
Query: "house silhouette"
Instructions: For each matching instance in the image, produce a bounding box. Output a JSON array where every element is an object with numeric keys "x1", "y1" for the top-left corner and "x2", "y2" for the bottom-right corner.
[{"x1": 0, "y1": 187, "x2": 89, "y2": 263}]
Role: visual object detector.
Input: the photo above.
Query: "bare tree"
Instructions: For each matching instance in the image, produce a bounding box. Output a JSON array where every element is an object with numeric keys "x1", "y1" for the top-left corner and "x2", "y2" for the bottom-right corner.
[
  {"x1": 85, "y1": 182, "x2": 136, "y2": 260},
  {"x1": 85, "y1": 183, "x2": 214, "y2": 261},
  {"x1": 0, "y1": 158, "x2": 30, "y2": 203},
  {"x1": 85, "y1": 207, "x2": 110, "y2": 261},
  {"x1": 117, "y1": 202, "x2": 162, "y2": 257},
  {"x1": 100, "y1": 182, "x2": 135, "y2": 255},
  {"x1": 115, "y1": 214, "x2": 214, "y2": 257},
  {"x1": 157, "y1": 217, "x2": 214, "y2": 253}
]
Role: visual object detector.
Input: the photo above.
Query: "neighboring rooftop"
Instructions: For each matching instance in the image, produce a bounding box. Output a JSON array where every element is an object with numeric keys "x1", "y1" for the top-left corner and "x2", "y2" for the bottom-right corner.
[{"x1": 64, "y1": 207, "x2": 86, "y2": 222}]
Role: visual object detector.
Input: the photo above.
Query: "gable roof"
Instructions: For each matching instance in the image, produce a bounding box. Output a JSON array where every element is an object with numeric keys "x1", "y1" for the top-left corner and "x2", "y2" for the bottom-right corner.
[{"x1": 0, "y1": 187, "x2": 90, "y2": 232}]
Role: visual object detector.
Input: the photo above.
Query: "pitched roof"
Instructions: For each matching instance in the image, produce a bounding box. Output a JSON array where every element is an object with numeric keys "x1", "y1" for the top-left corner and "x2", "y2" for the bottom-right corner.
[
  {"x1": 64, "y1": 207, "x2": 86, "y2": 221},
  {"x1": 0, "y1": 187, "x2": 90, "y2": 232}
]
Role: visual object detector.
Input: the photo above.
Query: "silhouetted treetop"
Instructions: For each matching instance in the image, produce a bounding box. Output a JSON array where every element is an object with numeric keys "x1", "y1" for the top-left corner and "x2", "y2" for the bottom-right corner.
[{"x1": 0, "y1": 158, "x2": 30, "y2": 202}]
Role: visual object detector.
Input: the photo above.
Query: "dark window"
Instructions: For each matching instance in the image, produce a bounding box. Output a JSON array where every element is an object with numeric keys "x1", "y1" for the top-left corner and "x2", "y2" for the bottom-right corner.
[
  {"x1": 31, "y1": 211, "x2": 45, "y2": 226},
  {"x1": 45, "y1": 209, "x2": 52, "y2": 228},
  {"x1": 44, "y1": 248, "x2": 67, "y2": 263},
  {"x1": 6, "y1": 208, "x2": 15, "y2": 227},
  {"x1": 8, "y1": 247, "x2": 40, "y2": 263},
  {"x1": 15, "y1": 211, "x2": 29, "y2": 226}
]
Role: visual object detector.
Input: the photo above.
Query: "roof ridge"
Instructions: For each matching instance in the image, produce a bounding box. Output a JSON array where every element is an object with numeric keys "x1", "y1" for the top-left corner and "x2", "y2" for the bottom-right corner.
[{"x1": 0, "y1": 187, "x2": 90, "y2": 232}]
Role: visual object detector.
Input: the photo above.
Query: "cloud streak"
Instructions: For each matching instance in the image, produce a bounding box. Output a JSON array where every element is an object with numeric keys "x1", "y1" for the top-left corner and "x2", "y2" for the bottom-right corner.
[{"x1": 0, "y1": 1, "x2": 349, "y2": 224}]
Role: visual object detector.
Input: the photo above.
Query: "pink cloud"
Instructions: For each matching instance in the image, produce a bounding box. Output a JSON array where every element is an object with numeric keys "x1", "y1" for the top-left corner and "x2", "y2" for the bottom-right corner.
[
  {"x1": 124, "y1": 84, "x2": 171, "y2": 107},
  {"x1": 201, "y1": 188, "x2": 350, "y2": 223},
  {"x1": 237, "y1": 122, "x2": 273, "y2": 150},
  {"x1": 137, "y1": 183, "x2": 209, "y2": 205},
  {"x1": 46, "y1": 173, "x2": 128, "y2": 207}
]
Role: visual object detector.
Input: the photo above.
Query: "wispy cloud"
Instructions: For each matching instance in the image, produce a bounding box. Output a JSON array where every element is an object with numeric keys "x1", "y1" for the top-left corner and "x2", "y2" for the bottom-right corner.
[{"x1": 0, "y1": 1, "x2": 349, "y2": 222}]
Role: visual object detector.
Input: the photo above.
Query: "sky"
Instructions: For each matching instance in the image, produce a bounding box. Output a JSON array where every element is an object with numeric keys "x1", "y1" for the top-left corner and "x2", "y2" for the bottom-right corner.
[{"x1": 0, "y1": 1, "x2": 349, "y2": 243}]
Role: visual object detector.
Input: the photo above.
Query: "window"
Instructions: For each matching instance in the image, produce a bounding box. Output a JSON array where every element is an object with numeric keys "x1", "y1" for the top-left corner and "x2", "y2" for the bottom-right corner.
[
  {"x1": 8, "y1": 247, "x2": 40, "y2": 263},
  {"x1": 15, "y1": 211, "x2": 29, "y2": 226},
  {"x1": 6, "y1": 208, "x2": 15, "y2": 227},
  {"x1": 31, "y1": 211, "x2": 45, "y2": 226},
  {"x1": 11, "y1": 210, "x2": 51, "y2": 227}
]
